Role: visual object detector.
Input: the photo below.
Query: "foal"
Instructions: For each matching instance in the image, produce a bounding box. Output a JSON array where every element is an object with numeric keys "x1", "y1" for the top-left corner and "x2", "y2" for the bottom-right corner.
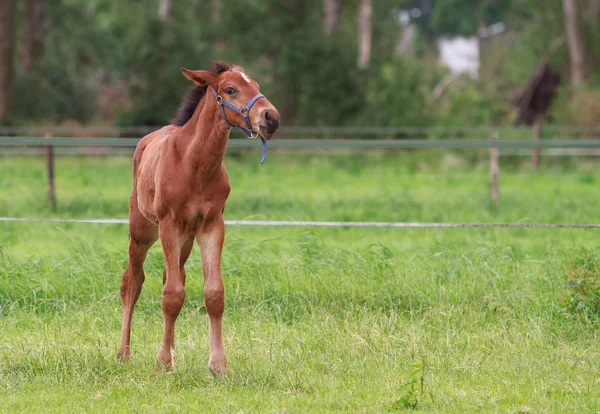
[{"x1": 117, "y1": 62, "x2": 280, "y2": 373}]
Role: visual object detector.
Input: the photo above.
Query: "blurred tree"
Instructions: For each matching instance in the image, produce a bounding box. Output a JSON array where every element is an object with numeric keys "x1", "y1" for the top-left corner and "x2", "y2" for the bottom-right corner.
[
  {"x1": 4, "y1": 0, "x2": 599, "y2": 128},
  {"x1": 395, "y1": 23, "x2": 417, "y2": 56},
  {"x1": 584, "y1": 0, "x2": 600, "y2": 82},
  {"x1": 217, "y1": 0, "x2": 362, "y2": 125},
  {"x1": 22, "y1": 0, "x2": 47, "y2": 72},
  {"x1": 562, "y1": 0, "x2": 586, "y2": 86},
  {"x1": 212, "y1": 0, "x2": 227, "y2": 52},
  {"x1": 418, "y1": 0, "x2": 511, "y2": 36},
  {"x1": 589, "y1": 0, "x2": 600, "y2": 19},
  {"x1": 357, "y1": 57, "x2": 442, "y2": 128},
  {"x1": 323, "y1": 0, "x2": 343, "y2": 36},
  {"x1": 357, "y1": 0, "x2": 372, "y2": 69},
  {"x1": 159, "y1": 0, "x2": 172, "y2": 23},
  {"x1": 0, "y1": 0, "x2": 16, "y2": 120}
]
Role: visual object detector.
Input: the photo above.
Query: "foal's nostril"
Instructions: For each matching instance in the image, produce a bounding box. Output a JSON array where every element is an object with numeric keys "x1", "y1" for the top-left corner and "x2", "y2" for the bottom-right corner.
[{"x1": 264, "y1": 110, "x2": 280, "y2": 131}]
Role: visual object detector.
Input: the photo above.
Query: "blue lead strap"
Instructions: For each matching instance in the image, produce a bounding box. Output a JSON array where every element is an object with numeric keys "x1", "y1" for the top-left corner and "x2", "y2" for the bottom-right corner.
[
  {"x1": 210, "y1": 87, "x2": 267, "y2": 164},
  {"x1": 260, "y1": 137, "x2": 267, "y2": 164}
]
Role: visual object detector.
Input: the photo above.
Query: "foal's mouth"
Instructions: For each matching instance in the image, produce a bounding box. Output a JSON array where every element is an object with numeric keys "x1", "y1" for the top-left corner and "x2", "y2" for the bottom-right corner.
[{"x1": 259, "y1": 125, "x2": 278, "y2": 140}]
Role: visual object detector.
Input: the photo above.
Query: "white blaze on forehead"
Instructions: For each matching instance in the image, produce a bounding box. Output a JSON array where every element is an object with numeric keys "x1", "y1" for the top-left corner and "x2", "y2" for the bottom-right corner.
[{"x1": 240, "y1": 72, "x2": 251, "y2": 84}]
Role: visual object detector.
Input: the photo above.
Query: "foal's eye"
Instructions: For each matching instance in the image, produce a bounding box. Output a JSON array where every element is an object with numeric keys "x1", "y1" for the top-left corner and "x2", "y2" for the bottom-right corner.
[{"x1": 225, "y1": 87, "x2": 237, "y2": 95}]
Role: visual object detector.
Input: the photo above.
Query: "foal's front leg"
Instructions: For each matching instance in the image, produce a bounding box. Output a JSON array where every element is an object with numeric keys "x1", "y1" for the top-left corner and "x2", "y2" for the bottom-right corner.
[
  {"x1": 156, "y1": 218, "x2": 187, "y2": 370},
  {"x1": 197, "y1": 215, "x2": 227, "y2": 374}
]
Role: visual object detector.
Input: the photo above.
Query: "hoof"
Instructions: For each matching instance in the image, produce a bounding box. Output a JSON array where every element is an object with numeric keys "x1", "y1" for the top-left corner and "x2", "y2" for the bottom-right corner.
[
  {"x1": 155, "y1": 347, "x2": 175, "y2": 372},
  {"x1": 116, "y1": 347, "x2": 131, "y2": 362},
  {"x1": 208, "y1": 359, "x2": 226, "y2": 376}
]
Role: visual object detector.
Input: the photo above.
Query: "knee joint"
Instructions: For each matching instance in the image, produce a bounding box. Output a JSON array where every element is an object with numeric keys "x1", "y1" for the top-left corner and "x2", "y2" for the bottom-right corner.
[
  {"x1": 162, "y1": 286, "x2": 186, "y2": 316},
  {"x1": 204, "y1": 286, "x2": 224, "y2": 315}
]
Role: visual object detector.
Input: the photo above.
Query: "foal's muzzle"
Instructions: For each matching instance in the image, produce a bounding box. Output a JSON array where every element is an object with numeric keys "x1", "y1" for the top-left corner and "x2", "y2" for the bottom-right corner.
[{"x1": 259, "y1": 109, "x2": 280, "y2": 138}]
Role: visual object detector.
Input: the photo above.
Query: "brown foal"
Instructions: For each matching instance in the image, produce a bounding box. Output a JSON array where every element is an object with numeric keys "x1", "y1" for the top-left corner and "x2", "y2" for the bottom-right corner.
[{"x1": 117, "y1": 62, "x2": 280, "y2": 373}]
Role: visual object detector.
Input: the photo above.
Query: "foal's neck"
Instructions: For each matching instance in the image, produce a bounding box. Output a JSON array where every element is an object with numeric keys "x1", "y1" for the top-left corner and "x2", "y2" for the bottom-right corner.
[{"x1": 177, "y1": 93, "x2": 231, "y2": 178}]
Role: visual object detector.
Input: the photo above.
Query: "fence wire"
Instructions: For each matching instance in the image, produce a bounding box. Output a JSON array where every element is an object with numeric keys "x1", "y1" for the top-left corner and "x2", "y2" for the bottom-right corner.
[
  {"x1": 1, "y1": 217, "x2": 599, "y2": 229},
  {"x1": 4, "y1": 137, "x2": 600, "y2": 148}
]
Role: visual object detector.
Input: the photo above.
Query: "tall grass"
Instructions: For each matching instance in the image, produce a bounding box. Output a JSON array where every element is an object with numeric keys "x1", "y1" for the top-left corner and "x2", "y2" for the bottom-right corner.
[{"x1": 1, "y1": 152, "x2": 599, "y2": 412}]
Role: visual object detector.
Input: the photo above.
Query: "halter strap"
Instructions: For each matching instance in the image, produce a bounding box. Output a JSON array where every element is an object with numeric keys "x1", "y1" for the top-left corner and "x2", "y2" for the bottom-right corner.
[
  {"x1": 209, "y1": 87, "x2": 264, "y2": 137},
  {"x1": 209, "y1": 87, "x2": 268, "y2": 164}
]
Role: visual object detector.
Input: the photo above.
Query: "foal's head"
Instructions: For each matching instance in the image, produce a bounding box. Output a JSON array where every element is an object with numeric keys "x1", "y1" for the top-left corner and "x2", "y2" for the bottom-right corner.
[{"x1": 181, "y1": 63, "x2": 280, "y2": 140}]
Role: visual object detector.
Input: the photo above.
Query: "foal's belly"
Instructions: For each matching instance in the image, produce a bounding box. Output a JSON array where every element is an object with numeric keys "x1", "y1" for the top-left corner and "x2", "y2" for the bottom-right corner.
[{"x1": 135, "y1": 140, "x2": 165, "y2": 225}]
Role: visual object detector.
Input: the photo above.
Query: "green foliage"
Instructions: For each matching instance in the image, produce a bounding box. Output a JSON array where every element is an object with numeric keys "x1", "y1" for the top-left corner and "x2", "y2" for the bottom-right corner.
[
  {"x1": 6, "y1": 0, "x2": 600, "y2": 127},
  {"x1": 560, "y1": 251, "x2": 600, "y2": 319},
  {"x1": 216, "y1": 0, "x2": 363, "y2": 126},
  {"x1": 357, "y1": 57, "x2": 442, "y2": 127},
  {"x1": 391, "y1": 356, "x2": 434, "y2": 410},
  {"x1": 435, "y1": 80, "x2": 513, "y2": 126},
  {"x1": 402, "y1": 0, "x2": 513, "y2": 36},
  {"x1": 12, "y1": 0, "x2": 101, "y2": 123},
  {"x1": 107, "y1": 2, "x2": 213, "y2": 125},
  {"x1": 502, "y1": 0, "x2": 568, "y2": 86},
  {"x1": 550, "y1": 86, "x2": 600, "y2": 126},
  {"x1": 427, "y1": 0, "x2": 512, "y2": 36},
  {"x1": 293, "y1": 42, "x2": 364, "y2": 126},
  {"x1": 13, "y1": 63, "x2": 96, "y2": 124}
]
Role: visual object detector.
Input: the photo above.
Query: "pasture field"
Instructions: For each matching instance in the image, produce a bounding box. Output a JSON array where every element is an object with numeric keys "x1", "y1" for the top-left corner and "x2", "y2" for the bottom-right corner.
[{"x1": 1, "y1": 150, "x2": 599, "y2": 412}]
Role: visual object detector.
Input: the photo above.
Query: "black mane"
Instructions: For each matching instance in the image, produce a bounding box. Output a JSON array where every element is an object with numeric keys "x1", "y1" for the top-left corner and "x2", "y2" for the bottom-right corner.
[
  {"x1": 170, "y1": 62, "x2": 231, "y2": 127},
  {"x1": 171, "y1": 86, "x2": 206, "y2": 126}
]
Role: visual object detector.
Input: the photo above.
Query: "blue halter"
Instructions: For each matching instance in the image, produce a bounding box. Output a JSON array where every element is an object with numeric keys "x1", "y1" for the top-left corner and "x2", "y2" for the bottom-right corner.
[{"x1": 210, "y1": 87, "x2": 268, "y2": 164}]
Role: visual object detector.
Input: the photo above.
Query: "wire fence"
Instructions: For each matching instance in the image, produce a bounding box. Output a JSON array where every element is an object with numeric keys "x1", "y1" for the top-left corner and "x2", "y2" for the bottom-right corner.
[
  {"x1": 1, "y1": 217, "x2": 599, "y2": 229},
  {"x1": 2, "y1": 125, "x2": 600, "y2": 138},
  {"x1": 3, "y1": 124, "x2": 600, "y2": 157},
  {"x1": 2, "y1": 125, "x2": 600, "y2": 231},
  {"x1": 4, "y1": 137, "x2": 600, "y2": 149}
]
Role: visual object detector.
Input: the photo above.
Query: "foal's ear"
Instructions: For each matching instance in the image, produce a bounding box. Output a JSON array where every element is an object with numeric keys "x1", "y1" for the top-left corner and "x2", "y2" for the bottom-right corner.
[{"x1": 181, "y1": 67, "x2": 217, "y2": 87}]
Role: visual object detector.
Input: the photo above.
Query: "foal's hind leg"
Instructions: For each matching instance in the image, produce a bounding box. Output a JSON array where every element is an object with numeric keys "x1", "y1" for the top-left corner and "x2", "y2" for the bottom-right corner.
[{"x1": 117, "y1": 204, "x2": 158, "y2": 361}]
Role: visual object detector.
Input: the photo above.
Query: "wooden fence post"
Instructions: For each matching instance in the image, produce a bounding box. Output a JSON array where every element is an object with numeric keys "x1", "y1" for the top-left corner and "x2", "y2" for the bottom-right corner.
[
  {"x1": 531, "y1": 117, "x2": 542, "y2": 170},
  {"x1": 489, "y1": 133, "x2": 499, "y2": 202},
  {"x1": 45, "y1": 132, "x2": 56, "y2": 211}
]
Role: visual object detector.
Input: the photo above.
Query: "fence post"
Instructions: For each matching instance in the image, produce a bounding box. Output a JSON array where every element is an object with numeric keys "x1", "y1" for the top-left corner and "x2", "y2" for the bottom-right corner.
[
  {"x1": 45, "y1": 132, "x2": 56, "y2": 211},
  {"x1": 532, "y1": 117, "x2": 542, "y2": 170},
  {"x1": 489, "y1": 133, "x2": 499, "y2": 202}
]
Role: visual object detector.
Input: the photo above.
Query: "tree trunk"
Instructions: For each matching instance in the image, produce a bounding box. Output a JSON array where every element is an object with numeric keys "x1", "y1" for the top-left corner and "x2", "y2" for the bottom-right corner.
[
  {"x1": 212, "y1": 0, "x2": 227, "y2": 52},
  {"x1": 589, "y1": 0, "x2": 600, "y2": 19},
  {"x1": 323, "y1": 0, "x2": 342, "y2": 37},
  {"x1": 158, "y1": 0, "x2": 174, "y2": 50},
  {"x1": 0, "y1": 0, "x2": 16, "y2": 119},
  {"x1": 357, "y1": 0, "x2": 372, "y2": 69},
  {"x1": 22, "y1": 0, "x2": 47, "y2": 72},
  {"x1": 395, "y1": 24, "x2": 416, "y2": 56},
  {"x1": 159, "y1": 0, "x2": 172, "y2": 23},
  {"x1": 562, "y1": 0, "x2": 586, "y2": 86}
]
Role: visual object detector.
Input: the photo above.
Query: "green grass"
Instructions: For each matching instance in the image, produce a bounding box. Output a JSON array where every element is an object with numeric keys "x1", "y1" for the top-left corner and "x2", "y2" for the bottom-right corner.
[{"x1": 1, "y1": 150, "x2": 599, "y2": 412}]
